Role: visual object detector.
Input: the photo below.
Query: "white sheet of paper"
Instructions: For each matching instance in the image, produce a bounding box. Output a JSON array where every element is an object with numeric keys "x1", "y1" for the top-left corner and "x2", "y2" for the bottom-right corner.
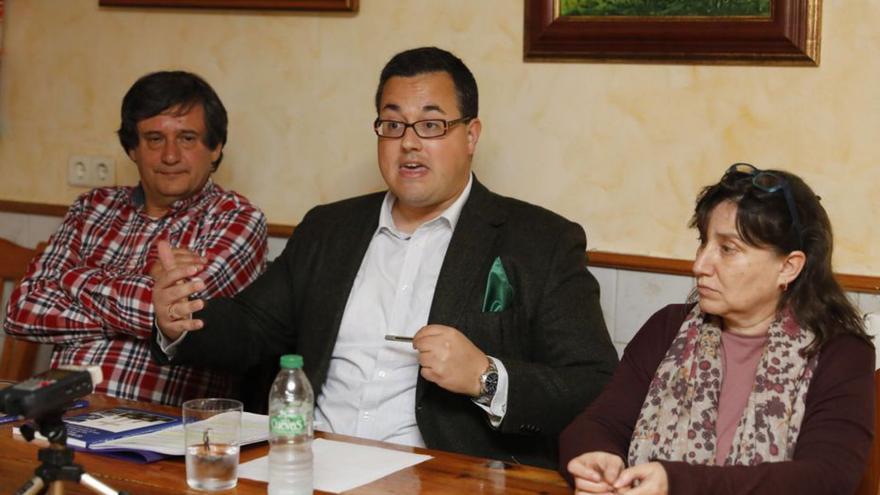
[
  {"x1": 91, "y1": 412, "x2": 269, "y2": 455},
  {"x1": 238, "y1": 438, "x2": 432, "y2": 493}
]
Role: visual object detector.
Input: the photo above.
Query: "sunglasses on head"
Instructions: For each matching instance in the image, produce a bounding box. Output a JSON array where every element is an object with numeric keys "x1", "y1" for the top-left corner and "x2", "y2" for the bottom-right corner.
[{"x1": 722, "y1": 163, "x2": 804, "y2": 251}]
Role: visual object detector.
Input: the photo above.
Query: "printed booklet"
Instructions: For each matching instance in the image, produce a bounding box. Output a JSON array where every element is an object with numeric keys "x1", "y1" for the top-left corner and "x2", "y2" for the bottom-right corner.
[
  {"x1": 16, "y1": 407, "x2": 268, "y2": 463},
  {"x1": 61, "y1": 407, "x2": 182, "y2": 448}
]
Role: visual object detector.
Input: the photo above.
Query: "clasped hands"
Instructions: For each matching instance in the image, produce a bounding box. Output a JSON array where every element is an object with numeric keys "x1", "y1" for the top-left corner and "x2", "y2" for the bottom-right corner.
[
  {"x1": 150, "y1": 240, "x2": 208, "y2": 341},
  {"x1": 568, "y1": 452, "x2": 668, "y2": 495}
]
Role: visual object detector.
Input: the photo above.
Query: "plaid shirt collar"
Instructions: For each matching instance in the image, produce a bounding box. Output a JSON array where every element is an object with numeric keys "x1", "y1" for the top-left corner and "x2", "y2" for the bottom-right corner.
[{"x1": 129, "y1": 178, "x2": 218, "y2": 217}]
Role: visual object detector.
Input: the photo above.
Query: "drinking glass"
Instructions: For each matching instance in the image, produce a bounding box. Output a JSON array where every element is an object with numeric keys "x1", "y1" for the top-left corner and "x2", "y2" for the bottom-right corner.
[{"x1": 183, "y1": 398, "x2": 242, "y2": 491}]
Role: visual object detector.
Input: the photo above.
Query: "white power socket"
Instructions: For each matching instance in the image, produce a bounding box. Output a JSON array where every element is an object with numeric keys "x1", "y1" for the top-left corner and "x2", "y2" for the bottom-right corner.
[{"x1": 68, "y1": 155, "x2": 116, "y2": 188}]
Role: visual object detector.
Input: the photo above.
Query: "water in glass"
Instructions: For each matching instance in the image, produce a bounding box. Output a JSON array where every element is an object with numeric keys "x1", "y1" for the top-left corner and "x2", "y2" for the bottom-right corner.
[{"x1": 186, "y1": 442, "x2": 239, "y2": 490}]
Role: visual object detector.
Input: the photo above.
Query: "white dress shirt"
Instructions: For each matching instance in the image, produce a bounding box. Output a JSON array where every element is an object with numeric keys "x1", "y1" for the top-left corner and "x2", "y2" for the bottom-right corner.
[{"x1": 314, "y1": 174, "x2": 508, "y2": 447}]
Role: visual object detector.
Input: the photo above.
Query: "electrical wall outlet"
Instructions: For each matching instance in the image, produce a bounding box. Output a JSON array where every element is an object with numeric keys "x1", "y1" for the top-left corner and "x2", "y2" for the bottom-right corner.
[
  {"x1": 92, "y1": 156, "x2": 115, "y2": 186},
  {"x1": 67, "y1": 155, "x2": 115, "y2": 187},
  {"x1": 68, "y1": 155, "x2": 91, "y2": 186}
]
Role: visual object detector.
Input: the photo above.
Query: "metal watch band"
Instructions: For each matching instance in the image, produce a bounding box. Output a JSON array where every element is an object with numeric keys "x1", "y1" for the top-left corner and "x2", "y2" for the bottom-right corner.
[{"x1": 476, "y1": 359, "x2": 499, "y2": 406}]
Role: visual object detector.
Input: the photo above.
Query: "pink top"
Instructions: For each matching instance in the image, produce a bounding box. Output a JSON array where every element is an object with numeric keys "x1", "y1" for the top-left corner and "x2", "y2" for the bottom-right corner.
[{"x1": 715, "y1": 331, "x2": 769, "y2": 465}]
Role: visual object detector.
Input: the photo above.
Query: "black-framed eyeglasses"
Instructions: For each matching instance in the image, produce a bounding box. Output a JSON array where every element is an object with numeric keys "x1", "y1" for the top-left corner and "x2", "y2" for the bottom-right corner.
[
  {"x1": 723, "y1": 162, "x2": 804, "y2": 250},
  {"x1": 373, "y1": 116, "x2": 473, "y2": 139}
]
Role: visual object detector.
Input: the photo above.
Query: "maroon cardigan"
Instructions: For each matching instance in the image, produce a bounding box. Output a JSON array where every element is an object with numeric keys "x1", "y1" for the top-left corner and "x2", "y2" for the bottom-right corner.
[{"x1": 559, "y1": 304, "x2": 875, "y2": 495}]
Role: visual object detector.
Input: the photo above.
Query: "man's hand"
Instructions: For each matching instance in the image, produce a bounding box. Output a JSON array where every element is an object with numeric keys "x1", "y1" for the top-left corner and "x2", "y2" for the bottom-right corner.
[
  {"x1": 149, "y1": 245, "x2": 206, "y2": 280},
  {"x1": 567, "y1": 452, "x2": 625, "y2": 495},
  {"x1": 152, "y1": 240, "x2": 207, "y2": 341},
  {"x1": 613, "y1": 462, "x2": 668, "y2": 495},
  {"x1": 412, "y1": 324, "x2": 489, "y2": 397}
]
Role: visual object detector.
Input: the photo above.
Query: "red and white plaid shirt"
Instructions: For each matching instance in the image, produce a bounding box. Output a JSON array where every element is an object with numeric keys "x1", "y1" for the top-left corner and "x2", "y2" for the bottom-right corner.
[{"x1": 4, "y1": 180, "x2": 267, "y2": 406}]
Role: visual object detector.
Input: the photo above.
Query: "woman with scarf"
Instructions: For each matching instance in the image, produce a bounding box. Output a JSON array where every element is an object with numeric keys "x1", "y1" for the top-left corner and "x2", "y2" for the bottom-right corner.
[{"x1": 560, "y1": 164, "x2": 874, "y2": 495}]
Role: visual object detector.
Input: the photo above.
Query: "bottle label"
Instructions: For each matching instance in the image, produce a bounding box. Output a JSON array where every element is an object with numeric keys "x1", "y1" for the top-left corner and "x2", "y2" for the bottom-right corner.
[{"x1": 270, "y1": 409, "x2": 308, "y2": 436}]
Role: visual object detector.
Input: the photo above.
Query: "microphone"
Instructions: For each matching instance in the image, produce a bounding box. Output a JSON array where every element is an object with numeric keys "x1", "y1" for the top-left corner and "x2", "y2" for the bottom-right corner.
[{"x1": 0, "y1": 366, "x2": 102, "y2": 419}]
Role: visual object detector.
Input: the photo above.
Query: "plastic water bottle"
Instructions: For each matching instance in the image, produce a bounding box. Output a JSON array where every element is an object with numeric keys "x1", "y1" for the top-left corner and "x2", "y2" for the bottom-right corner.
[{"x1": 268, "y1": 354, "x2": 314, "y2": 495}]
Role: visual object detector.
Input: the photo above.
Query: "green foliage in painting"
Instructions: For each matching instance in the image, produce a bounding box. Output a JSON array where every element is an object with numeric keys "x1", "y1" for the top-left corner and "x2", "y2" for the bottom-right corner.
[{"x1": 560, "y1": 0, "x2": 771, "y2": 16}]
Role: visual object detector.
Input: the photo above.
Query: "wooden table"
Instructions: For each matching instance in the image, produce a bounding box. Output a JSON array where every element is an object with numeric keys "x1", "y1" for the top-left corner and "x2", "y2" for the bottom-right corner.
[{"x1": 0, "y1": 394, "x2": 571, "y2": 494}]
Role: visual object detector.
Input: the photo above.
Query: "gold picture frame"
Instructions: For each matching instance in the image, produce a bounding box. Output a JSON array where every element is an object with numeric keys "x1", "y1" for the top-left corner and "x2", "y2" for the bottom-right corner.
[
  {"x1": 99, "y1": 0, "x2": 358, "y2": 12},
  {"x1": 524, "y1": 0, "x2": 821, "y2": 65}
]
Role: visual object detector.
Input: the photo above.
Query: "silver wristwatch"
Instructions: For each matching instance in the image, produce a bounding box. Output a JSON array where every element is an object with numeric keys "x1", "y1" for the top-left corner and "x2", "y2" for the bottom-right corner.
[{"x1": 476, "y1": 359, "x2": 499, "y2": 406}]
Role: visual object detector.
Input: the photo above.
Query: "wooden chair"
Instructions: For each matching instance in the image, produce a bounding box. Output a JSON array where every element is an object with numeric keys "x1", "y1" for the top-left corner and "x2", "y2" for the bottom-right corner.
[
  {"x1": 0, "y1": 237, "x2": 43, "y2": 381},
  {"x1": 856, "y1": 369, "x2": 880, "y2": 495}
]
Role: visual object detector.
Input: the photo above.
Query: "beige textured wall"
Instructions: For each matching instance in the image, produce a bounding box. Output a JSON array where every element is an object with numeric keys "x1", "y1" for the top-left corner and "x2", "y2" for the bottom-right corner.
[{"x1": 0, "y1": 0, "x2": 877, "y2": 274}]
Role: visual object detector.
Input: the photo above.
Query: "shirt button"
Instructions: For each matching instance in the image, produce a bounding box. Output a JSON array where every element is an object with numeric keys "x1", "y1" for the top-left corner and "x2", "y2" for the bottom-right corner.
[{"x1": 377, "y1": 370, "x2": 387, "y2": 379}]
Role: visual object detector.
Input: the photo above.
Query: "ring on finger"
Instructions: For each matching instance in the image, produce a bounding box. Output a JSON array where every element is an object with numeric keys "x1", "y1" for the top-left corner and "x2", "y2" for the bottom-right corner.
[{"x1": 168, "y1": 303, "x2": 180, "y2": 321}]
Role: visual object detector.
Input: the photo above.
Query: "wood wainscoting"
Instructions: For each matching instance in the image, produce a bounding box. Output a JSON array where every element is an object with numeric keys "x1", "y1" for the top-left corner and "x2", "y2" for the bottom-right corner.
[{"x1": 3, "y1": 199, "x2": 879, "y2": 294}]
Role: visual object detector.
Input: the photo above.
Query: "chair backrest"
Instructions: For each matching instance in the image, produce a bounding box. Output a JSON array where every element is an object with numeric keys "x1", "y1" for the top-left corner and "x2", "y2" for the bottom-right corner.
[
  {"x1": 0, "y1": 238, "x2": 43, "y2": 381},
  {"x1": 855, "y1": 369, "x2": 880, "y2": 495}
]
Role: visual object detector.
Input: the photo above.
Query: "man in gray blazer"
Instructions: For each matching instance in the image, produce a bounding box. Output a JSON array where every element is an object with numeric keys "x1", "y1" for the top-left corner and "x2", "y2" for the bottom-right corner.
[{"x1": 151, "y1": 47, "x2": 617, "y2": 468}]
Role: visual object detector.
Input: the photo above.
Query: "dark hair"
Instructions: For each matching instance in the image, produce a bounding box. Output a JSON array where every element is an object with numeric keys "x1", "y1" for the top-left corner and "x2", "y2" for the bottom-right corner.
[
  {"x1": 117, "y1": 71, "x2": 228, "y2": 169},
  {"x1": 374, "y1": 47, "x2": 478, "y2": 119},
  {"x1": 690, "y1": 166, "x2": 870, "y2": 356}
]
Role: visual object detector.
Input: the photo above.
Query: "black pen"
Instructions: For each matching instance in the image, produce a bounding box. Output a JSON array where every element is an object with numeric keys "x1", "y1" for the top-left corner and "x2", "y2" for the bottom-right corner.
[{"x1": 384, "y1": 335, "x2": 414, "y2": 343}]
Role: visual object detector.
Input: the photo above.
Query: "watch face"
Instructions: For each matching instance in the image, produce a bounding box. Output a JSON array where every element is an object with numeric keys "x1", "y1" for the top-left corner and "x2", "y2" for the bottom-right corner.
[{"x1": 484, "y1": 372, "x2": 498, "y2": 395}]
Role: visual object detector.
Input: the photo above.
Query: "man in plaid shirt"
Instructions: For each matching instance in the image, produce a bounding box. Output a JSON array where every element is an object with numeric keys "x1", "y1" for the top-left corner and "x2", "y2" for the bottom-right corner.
[{"x1": 4, "y1": 71, "x2": 267, "y2": 406}]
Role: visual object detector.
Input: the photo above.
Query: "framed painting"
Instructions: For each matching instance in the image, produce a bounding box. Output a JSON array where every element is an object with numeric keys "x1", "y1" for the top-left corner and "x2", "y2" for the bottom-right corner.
[
  {"x1": 524, "y1": 0, "x2": 821, "y2": 65},
  {"x1": 99, "y1": 0, "x2": 358, "y2": 11}
]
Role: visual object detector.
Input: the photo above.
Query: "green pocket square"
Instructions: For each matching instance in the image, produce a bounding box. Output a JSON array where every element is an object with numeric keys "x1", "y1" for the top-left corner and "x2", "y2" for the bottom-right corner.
[{"x1": 482, "y1": 257, "x2": 514, "y2": 312}]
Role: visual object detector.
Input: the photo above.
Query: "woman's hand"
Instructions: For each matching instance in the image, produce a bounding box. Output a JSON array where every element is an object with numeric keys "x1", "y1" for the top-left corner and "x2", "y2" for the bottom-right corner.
[
  {"x1": 567, "y1": 451, "x2": 625, "y2": 494},
  {"x1": 614, "y1": 462, "x2": 668, "y2": 495}
]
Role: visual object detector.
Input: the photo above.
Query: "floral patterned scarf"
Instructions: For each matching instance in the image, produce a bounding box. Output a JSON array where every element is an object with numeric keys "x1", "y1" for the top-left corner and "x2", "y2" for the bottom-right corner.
[{"x1": 628, "y1": 304, "x2": 819, "y2": 467}]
